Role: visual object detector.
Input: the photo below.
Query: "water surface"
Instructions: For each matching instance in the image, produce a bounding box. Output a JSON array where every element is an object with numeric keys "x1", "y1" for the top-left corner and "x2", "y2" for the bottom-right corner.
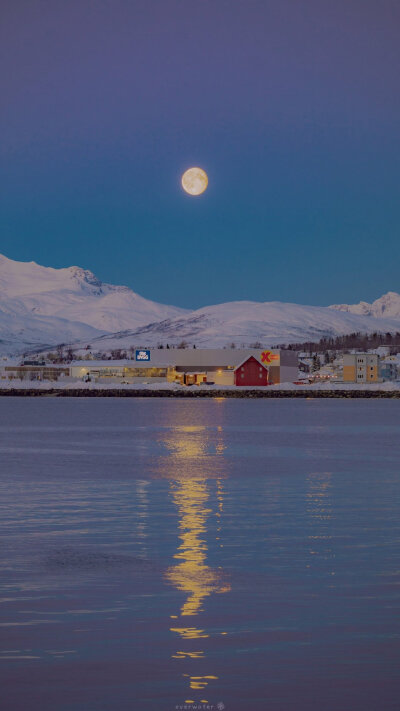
[{"x1": 0, "y1": 398, "x2": 399, "y2": 711}]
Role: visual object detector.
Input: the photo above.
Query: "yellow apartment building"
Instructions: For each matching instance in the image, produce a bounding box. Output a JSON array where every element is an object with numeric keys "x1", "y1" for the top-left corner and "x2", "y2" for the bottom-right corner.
[{"x1": 343, "y1": 353, "x2": 380, "y2": 383}]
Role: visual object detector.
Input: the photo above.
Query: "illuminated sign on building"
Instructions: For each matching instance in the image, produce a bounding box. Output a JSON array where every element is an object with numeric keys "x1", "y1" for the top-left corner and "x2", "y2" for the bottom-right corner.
[
  {"x1": 135, "y1": 349, "x2": 151, "y2": 361},
  {"x1": 261, "y1": 350, "x2": 279, "y2": 364}
]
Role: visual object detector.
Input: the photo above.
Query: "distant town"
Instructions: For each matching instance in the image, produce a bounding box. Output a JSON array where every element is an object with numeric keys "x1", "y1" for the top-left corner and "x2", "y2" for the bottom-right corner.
[{"x1": 1, "y1": 337, "x2": 399, "y2": 390}]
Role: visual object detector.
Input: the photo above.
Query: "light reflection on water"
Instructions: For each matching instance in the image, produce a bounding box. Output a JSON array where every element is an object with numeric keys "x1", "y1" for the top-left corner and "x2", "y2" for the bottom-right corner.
[
  {"x1": 0, "y1": 398, "x2": 400, "y2": 711},
  {"x1": 158, "y1": 423, "x2": 231, "y2": 702},
  {"x1": 306, "y1": 472, "x2": 334, "y2": 570}
]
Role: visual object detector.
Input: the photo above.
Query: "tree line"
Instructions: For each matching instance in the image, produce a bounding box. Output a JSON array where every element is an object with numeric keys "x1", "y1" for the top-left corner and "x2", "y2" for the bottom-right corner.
[{"x1": 277, "y1": 331, "x2": 400, "y2": 355}]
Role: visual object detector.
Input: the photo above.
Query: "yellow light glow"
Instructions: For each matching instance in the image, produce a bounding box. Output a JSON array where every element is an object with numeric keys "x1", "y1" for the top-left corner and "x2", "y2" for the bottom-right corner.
[
  {"x1": 172, "y1": 651, "x2": 204, "y2": 659},
  {"x1": 170, "y1": 627, "x2": 208, "y2": 639},
  {"x1": 189, "y1": 675, "x2": 218, "y2": 690}
]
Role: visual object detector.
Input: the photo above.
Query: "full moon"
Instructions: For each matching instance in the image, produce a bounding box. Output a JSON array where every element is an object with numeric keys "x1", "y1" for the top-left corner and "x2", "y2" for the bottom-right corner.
[{"x1": 181, "y1": 167, "x2": 208, "y2": 196}]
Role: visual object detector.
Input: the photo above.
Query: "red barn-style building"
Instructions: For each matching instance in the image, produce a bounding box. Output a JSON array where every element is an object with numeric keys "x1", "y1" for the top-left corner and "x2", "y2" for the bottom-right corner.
[{"x1": 234, "y1": 356, "x2": 269, "y2": 386}]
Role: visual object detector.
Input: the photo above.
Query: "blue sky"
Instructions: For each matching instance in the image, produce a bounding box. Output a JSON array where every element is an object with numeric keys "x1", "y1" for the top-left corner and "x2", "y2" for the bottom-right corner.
[{"x1": 1, "y1": 0, "x2": 399, "y2": 308}]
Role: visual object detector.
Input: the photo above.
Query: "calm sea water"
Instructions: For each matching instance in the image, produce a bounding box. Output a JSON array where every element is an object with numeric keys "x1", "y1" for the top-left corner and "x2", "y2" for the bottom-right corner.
[{"x1": 0, "y1": 397, "x2": 400, "y2": 711}]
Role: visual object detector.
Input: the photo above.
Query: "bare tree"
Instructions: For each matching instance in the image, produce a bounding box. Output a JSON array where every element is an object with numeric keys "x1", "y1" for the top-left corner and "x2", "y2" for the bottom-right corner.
[{"x1": 56, "y1": 345, "x2": 64, "y2": 362}]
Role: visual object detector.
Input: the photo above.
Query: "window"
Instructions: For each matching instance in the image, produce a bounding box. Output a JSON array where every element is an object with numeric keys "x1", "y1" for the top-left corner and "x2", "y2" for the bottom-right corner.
[
  {"x1": 124, "y1": 367, "x2": 167, "y2": 378},
  {"x1": 259, "y1": 373, "x2": 262, "y2": 378},
  {"x1": 241, "y1": 373, "x2": 244, "y2": 379}
]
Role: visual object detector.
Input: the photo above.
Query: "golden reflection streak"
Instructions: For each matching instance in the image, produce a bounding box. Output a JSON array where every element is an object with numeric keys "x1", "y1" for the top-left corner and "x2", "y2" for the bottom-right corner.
[
  {"x1": 166, "y1": 477, "x2": 230, "y2": 619},
  {"x1": 159, "y1": 421, "x2": 230, "y2": 703}
]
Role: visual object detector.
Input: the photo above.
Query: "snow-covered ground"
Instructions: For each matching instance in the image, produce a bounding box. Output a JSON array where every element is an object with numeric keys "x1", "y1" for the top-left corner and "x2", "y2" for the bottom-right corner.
[{"x1": 1, "y1": 379, "x2": 399, "y2": 392}]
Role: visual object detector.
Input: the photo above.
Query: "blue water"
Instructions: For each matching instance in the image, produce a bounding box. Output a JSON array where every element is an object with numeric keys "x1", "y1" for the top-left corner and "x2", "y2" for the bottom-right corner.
[{"x1": 0, "y1": 397, "x2": 399, "y2": 711}]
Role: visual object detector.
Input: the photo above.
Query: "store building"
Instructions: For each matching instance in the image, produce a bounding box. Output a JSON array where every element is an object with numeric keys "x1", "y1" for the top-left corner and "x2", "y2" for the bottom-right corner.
[
  {"x1": 1, "y1": 349, "x2": 298, "y2": 386},
  {"x1": 70, "y1": 348, "x2": 298, "y2": 385}
]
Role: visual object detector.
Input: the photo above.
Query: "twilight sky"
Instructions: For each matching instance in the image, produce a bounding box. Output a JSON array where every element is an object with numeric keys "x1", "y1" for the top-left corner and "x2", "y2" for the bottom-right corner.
[{"x1": 1, "y1": 0, "x2": 399, "y2": 308}]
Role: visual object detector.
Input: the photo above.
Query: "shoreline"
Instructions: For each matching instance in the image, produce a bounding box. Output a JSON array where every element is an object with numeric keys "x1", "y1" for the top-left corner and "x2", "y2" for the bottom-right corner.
[{"x1": 1, "y1": 388, "x2": 400, "y2": 398}]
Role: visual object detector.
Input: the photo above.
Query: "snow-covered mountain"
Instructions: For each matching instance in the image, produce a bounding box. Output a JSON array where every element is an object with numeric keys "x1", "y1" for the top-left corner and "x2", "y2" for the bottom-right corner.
[
  {"x1": 0, "y1": 254, "x2": 186, "y2": 354},
  {"x1": 70, "y1": 299, "x2": 400, "y2": 352},
  {"x1": 0, "y1": 302, "x2": 104, "y2": 355},
  {"x1": 330, "y1": 292, "x2": 400, "y2": 319},
  {"x1": 1, "y1": 253, "x2": 399, "y2": 355}
]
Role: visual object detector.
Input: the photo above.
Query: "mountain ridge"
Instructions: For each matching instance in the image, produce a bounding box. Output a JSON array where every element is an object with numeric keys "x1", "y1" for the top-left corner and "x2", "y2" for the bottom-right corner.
[
  {"x1": 330, "y1": 291, "x2": 400, "y2": 319},
  {"x1": 0, "y1": 253, "x2": 399, "y2": 354},
  {"x1": 0, "y1": 254, "x2": 187, "y2": 352},
  {"x1": 73, "y1": 298, "x2": 400, "y2": 352}
]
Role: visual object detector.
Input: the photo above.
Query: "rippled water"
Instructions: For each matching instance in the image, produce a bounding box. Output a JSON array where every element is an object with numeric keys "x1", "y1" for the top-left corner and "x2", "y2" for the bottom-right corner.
[{"x1": 0, "y1": 397, "x2": 400, "y2": 711}]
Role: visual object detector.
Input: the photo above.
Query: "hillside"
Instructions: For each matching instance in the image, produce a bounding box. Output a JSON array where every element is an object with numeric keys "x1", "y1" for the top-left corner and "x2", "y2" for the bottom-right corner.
[
  {"x1": 69, "y1": 299, "x2": 400, "y2": 352},
  {"x1": 0, "y1": 254, "x2": 187, "y2": 353},
  {"x1": 1, "y1": 254, "x2": 400, "y2": 355}
]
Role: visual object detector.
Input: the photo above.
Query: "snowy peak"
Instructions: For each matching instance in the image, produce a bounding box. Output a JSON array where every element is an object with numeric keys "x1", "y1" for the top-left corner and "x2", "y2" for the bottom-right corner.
[
  {"x1": 0, "y1": 253, "x2": 187, "y2": 353},
  {"x1": 0, "y1": 254, "x2": 109, "y2": 298},
  {"x1": 64, "y1": 265, "x2": 131, "y2": 296},
  {"x1": 330, "y1": 291, "x2": 400, "y2": 319},
  {"x1": 368, "y1": 292, "x2": 400, "y2": 318},
  {"x1": 65, "y1": 266, "x2": 104, "y2": 294}
]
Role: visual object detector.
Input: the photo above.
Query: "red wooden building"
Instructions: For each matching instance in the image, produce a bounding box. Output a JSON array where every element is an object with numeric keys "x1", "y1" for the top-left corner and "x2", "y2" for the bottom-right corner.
[{"x1": 234, "y1": 356, "x2": 269, "y2": 386}]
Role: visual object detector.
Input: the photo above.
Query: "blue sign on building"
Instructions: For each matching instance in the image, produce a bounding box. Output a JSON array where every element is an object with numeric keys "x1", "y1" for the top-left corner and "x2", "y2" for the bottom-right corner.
[{"x1": 135, "y1": 349, "x2": 151, "y2": 362}]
